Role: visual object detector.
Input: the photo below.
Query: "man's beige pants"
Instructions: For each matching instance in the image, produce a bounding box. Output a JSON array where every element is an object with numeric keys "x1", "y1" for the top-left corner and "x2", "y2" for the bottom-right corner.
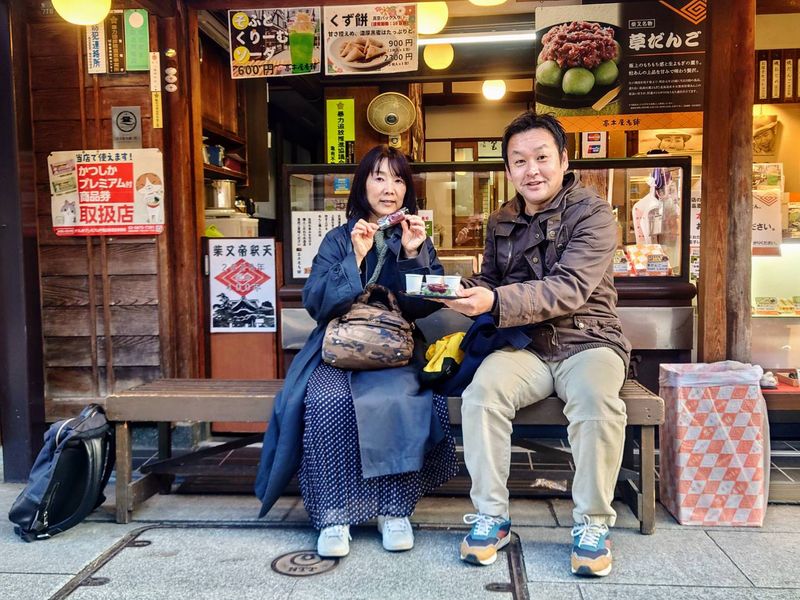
[{"x1": 461, "y1": 346, "x2": 627, "y2": 526}]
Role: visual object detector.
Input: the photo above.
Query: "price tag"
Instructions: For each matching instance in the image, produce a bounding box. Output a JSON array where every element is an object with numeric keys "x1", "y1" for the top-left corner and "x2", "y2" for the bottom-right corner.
[{"x1": 646, "y1": 254, "x2": 669, "y2": 275}]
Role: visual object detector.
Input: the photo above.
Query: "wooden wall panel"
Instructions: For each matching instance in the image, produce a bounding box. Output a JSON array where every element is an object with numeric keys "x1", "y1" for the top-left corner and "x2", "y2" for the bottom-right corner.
[
  {"x1": 32, "y1": 90, "x2": 81, "y2": 121},
  {"x1": 97, "y1": 306, "x2": 160, "y2": 335},
  {"x1": 46, "y1": 366, "x2": 161, "y2": 398},
  {"x1": 41, "y1": 276, "x2": 90, "y2": 306},
  {"x1": 45, "y1": 336, "x2": 161, "y2": 367},
  {"x1": 29, "y1": 56, "x2": 79, "y2": 89},
  {"x1": 27, "y1": 16, "x2": 171, "y2": 417},
  {"x1": 41, "y1": 275, "x2": 159, "y2": 307}
]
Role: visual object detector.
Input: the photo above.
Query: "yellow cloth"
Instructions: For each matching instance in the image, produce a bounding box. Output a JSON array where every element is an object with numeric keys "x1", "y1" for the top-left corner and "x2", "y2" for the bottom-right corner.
[{"x1": 424, "y1": 332, "x2": 466, "y2": 373}]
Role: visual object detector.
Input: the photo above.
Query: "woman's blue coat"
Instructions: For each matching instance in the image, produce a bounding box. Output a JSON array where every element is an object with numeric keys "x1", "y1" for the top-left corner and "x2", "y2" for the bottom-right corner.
[{"x1": 255, "y1": 218, "x2": 444, "y2": 517}]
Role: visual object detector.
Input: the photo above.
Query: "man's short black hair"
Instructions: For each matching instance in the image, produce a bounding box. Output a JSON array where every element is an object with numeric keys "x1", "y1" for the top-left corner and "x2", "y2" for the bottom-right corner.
[{"x1": 501, "y1": 112, "x2": 568, "y2": 166}]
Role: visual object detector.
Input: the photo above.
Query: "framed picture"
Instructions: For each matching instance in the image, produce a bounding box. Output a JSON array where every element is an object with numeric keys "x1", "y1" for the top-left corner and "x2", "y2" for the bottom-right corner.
[
  {"x1": 753, "y1": 115, "x2": 779, "y2": 156},
  {"x1": 637, "y1": 128, "x2": 703, "y2": 156}
]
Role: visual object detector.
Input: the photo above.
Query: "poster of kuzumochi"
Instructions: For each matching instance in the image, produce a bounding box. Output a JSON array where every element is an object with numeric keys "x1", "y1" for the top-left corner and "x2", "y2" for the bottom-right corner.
[
  {"x1": 324, "y1": 4, "x2": 417, "y2": 75},
  {"x1": 209, "y1": 238, "x2": 277, "y2": 332},
  {"x1": 48, "y1": 148, "x2": 165, "y2": 236}
]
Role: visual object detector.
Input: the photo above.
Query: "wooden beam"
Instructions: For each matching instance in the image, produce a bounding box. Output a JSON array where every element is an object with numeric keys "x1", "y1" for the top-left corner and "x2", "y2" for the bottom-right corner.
[
  {"x1": 698, "y1": 0, "x2": 755, "y2": 362},
  {"x1": 756, "y1": 0, "x2": 800, "y2": 14},
  {"x1": 135, "y1": 0, "x2": 176, "y2": 18}
]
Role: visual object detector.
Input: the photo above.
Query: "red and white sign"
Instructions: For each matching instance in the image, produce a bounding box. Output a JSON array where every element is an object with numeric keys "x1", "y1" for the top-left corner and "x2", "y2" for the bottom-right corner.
[
  {"x1": 48, "y1": 148, "x2": 165, "y2": 236},
  {"x1": 209, "y1": 238, "x2": 277, "y2": 333}
]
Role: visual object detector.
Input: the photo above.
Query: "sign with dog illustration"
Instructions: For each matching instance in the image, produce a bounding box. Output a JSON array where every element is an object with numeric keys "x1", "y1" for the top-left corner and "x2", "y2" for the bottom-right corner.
[{"x1": 47, "y1": 148, "x2": 165, "y2": 236}]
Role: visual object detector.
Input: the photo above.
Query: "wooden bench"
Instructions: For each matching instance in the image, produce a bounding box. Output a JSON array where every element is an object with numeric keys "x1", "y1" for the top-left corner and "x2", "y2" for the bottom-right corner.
[{"x1": 107, "y1": 378, "x2": 664, "y2": 533}]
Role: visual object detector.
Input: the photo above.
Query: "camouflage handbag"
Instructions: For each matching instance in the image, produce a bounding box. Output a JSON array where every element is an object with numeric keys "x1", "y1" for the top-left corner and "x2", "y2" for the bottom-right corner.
[{"x1": 321, "y1": 284, "x2": 414, "y2": 370}]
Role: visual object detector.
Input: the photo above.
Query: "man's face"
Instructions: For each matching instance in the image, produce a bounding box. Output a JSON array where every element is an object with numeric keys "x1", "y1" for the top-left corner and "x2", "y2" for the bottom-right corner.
[
  {"x1": 658, "y1": 135, "x2": 686, "y2": 151},
  {"x1": 505, "y1": 128, "x2": 569, "y2": 214}
]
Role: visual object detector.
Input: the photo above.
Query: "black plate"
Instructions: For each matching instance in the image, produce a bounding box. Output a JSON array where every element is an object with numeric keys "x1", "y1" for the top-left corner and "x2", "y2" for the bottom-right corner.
[
  {"x1": 535, "y1": 21, "x2": 622, "y2": 109},
  {"x1": 535, "y1": 80, "x2": 620, "y2": 109}
]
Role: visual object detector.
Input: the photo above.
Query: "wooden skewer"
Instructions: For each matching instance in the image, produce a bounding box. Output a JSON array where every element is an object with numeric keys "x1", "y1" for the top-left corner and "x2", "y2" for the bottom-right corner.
[{"x1": 592, "y1": 85, "x2": 622, "y2": 111}]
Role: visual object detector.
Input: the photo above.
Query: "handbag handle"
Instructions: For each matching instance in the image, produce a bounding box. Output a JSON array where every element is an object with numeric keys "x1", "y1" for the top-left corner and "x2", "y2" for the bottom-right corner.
[{"x1": 357, "y1": 283, "x2": 402, "y2": 313}]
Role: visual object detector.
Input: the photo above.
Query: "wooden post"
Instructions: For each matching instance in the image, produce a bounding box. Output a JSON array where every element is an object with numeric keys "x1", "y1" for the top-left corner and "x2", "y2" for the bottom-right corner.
[
  {"x1": 158, "y1": 6, "x2": 204, "y2": 377},
  {"x1": 698, "y1": 0, "x2": 755, "y2": 363}
]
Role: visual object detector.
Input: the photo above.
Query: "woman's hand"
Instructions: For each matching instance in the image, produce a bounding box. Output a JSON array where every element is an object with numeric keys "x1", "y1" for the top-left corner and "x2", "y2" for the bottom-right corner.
[
  {"x1": 351, "y1": 219, "x2": 378, "y2": 267},
  {"x1": 400, "y1": 214, "x2": 427, "y2": 258}
]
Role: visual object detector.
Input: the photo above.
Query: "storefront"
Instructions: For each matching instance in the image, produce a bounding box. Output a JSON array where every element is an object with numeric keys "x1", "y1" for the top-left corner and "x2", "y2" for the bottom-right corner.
[{"x1": 2, "y1": 0, "x2": 797, "y2": 484}]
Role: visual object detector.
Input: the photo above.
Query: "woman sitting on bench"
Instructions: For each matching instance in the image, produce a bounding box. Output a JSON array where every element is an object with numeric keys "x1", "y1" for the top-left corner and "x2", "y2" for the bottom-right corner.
[{"x1": 255, "y1": 145, "x2": 458, "y2": 557}]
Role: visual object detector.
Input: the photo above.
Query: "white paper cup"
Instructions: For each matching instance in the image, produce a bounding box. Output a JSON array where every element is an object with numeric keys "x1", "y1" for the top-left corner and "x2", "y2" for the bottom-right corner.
[
  {"x1": 444, "y1": 275, "x2": 462, "y2": 294},
  {"x1": 405, "y1": 273, "x2": 423, "y2": 293},
  {"x1": 426, "y1": 274, "x2": 444, "y2": 284}
]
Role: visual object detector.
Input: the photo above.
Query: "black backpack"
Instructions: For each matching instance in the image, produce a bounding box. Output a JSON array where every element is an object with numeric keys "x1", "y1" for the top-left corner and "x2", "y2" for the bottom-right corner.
[{"x1": 8, "y1": 404, "x2": 115, "y2": 542}]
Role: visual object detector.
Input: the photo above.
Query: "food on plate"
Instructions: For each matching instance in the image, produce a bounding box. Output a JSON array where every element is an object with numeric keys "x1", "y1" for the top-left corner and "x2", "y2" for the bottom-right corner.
[
  {"x1": 535, "y1": 60, "x2": 564, "y2": 88},
  {"x1": 562, "y1": 67, "x2": 595, "y2": 95},
  {"x1": 339, "y1": 36, "x2": 387, "y2": 64},
  {"x1": 536, "y1": 21, "x2": 620, "y2": 97},
  {"x1": 424, "y1": 282, "x2": 449, "y2": 295},
  {"x1": 592, "y1": 60, "x2": 618, "y2": 85}
]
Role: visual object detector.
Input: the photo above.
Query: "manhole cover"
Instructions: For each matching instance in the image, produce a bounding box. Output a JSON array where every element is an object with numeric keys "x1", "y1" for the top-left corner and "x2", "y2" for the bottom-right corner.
[{"x1": 271, "y1": 551, "x2": 339, "y2": 577}]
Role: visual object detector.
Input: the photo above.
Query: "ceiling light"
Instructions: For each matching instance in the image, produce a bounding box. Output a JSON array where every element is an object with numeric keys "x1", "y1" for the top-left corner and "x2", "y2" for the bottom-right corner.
[
  {"x1": 417, "y1": 31, "x2": 535, "y2": 46},
  {"x1": 423, "y1": 43, "x2": 454, "y2": 70},
  {"x1": 468, "y1": 0, "x2": 508, "y2": 6},
  {"x1": 418, "y1": 2, "x2": 449, "y2": 35},
  {"x1": 52, "y1": 0, "x2": 111, "y2": 25},
  {"x1": 482, "y1": 79, "x2": 506, "y2": 100}
]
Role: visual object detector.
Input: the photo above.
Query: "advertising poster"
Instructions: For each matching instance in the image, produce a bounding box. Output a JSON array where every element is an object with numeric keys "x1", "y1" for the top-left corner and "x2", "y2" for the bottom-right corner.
[
  {"x1": 48, "y1": 148, "x2": 164, "y2": 236},
  {"x1": 534, "y1": 1, "x2": 706, "y2": 133},
  {"x1": 323, "y1": 4, "x2": 417, "y2": 76},
  {"x1": 209, "y1": 238, "x2": 277, "y2": 332},
  {"x1": 326, "y1": 98, "x2": 355, "y2": 163},
  {"x1": 291, "y1": 211, "x2": 346, "y2": 278},
  {"x1": 752, "y1": 163, "x2": 784, "y2": 256},
  {"x1": 228, "y1": 8, "x2": 321, "y2": 78}
]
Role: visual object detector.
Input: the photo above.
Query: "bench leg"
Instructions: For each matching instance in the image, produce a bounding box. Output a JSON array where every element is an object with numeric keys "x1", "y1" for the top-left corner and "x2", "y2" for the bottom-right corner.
[
  {"x1": 115, "y1": 422, "x2": 133, "y2": 524},
  {"x1": 639, "y1": 425, "x2": 656, "y2": 535}
]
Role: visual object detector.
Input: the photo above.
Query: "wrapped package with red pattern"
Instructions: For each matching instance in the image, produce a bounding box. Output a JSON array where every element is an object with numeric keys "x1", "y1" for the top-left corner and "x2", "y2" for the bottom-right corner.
[{"x1": 658, "y1": 362, "x2": 769, "y2": 526}]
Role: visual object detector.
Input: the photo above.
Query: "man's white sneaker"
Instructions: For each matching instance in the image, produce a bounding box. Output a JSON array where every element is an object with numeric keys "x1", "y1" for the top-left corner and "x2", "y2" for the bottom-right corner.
[
  {"x1": 317, "y1": 525, "x2": 351, "y2": 557},
  {"x1": 377, "y1": 516, "x2": 414, "y2": 551}
]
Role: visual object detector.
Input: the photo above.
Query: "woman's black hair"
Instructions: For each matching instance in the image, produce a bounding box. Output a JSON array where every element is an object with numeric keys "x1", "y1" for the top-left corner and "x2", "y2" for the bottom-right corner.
[
  {"x1": 501, "y1": 112, "x2": 568, "y2": 166},
  {"x1": 346, "y1": 145, "x2": 417, "y2": 220}
]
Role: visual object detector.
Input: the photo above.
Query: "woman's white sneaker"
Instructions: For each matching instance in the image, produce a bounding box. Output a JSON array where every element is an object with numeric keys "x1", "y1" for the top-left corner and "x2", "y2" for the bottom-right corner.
[
  {"x1": 377, "y1": 516, "x2": 414, "y2": 551},
  {"x1": 317, "y1": 525, "x2": 351, "y2": 557}
]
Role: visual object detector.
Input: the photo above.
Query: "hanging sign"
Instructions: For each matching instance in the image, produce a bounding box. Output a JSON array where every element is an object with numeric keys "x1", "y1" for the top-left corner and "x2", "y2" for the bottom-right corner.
[
  {"x1": 534, "y1": 1, "x2": 706, "y2": 133},
  {"x1": 48, "y1": 148, "x2": 165, "y2": 236},
  {"x1": 111, "y1": 106, "x2": 142, "y2": 149},
  {"x1": 105, "y1": 10, "x2": 126, "y2": 73},
  {"x1": 228, "y1": 8, "x2": 321, "y2": 78},
  {"x1": 291, "y1": 210, "x2": 346, "y2": 278},
  {"x1": 323, "y1": 4, "x2": 417, "y2": 76},
  {"x1": 85, "y1": 24, "x2": 107, "y2": 74},
  {"x1": 209, "y1": 238, "x2": 277, "y2": 332},
  {"x1": 326, "y1": 99, "x2": 355, "y2": 164},
  {"x1": 123, "y1": 9, "x2": 150, "y2": 71}
]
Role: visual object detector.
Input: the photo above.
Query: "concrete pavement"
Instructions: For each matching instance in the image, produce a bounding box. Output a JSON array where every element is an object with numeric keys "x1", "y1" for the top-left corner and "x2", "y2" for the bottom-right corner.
[{"x1": 1, "y1": 452, "x2": 799, "y2": 599}]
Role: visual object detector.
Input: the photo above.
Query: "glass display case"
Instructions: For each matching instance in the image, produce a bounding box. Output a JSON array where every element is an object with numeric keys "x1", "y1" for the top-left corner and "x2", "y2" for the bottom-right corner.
[{"x1": 281, "y1": 156, "x2": 693, "y2": 287}]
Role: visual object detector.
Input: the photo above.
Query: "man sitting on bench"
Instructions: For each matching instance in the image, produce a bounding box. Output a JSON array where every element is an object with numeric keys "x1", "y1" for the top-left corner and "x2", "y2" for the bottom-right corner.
[{"x1": 443, "y1": 112, "x2": 632, "y2": 577}]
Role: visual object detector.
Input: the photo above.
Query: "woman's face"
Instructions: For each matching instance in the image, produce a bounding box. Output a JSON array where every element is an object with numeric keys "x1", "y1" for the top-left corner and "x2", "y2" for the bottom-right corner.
[{"x1": 365, "y1": 158, "x2": 406, "y2": 222}]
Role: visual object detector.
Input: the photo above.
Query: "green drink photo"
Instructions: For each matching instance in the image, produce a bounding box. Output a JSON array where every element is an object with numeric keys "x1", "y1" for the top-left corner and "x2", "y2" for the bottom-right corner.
[
  {"x1": 289, "y1": 11, "x2": 315, "y2": 74},
  {"x1": 289, "y1": 30, "x2": 314, "y2": 73}
]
